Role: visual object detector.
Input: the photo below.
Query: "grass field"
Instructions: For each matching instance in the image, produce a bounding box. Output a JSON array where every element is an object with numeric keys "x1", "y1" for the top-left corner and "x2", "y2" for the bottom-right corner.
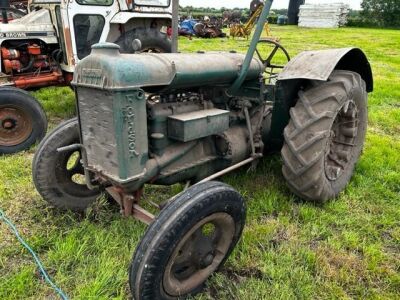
[{"x1": 0, "y1": 26, "x2": 399, "y2": 299}]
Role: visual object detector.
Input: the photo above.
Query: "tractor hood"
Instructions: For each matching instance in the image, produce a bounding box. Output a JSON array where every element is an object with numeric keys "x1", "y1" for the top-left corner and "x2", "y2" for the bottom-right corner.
[
  {"x1": 0, "y1": 9, "x2": 57, "y2": 44},
  {"x1": 73, "y1": 43, "x2": 264, "y2": 92}
]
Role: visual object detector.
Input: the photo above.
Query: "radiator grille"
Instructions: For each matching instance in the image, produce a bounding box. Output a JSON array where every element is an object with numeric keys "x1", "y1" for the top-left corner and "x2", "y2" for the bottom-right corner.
[
  {"x1": 78, "y1": 87, "x2": 149, "y2": 182},
  {"x1": 78, "y1": 87, "x2": 120, "y2": 178}
]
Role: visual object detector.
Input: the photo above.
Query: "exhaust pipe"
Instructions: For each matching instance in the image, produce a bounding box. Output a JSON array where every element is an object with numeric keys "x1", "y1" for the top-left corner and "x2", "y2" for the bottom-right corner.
[{"x1": 0, "y1": 0, "x2": 10, "y2": 24}]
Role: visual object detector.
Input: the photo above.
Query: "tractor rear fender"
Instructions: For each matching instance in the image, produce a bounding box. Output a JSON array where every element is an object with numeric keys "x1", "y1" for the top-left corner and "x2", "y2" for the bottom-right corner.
[
  {"x1": 267, "y1": 48, "x2": 373, "y2": 150},
  {"x1": 277, "y1": 47, "x2": 373, "y2": 92}
]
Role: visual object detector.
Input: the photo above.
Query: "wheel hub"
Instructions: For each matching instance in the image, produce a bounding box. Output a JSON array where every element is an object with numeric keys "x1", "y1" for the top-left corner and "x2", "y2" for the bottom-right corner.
[
  {"x1": 2, "y1": 119, "x2": 14, "y2": 130},
  {"x1": 325, "y1": 100, "x2": 359, "y2": 181},
  {"x1": 163, "y1": 213, "x2": 235, "y2": 297},
  {"x1": 199, "y1": 253, "x2": 215, "y2": 268},
  {"x1": 0, "y1": 106, "x2": 33, "y2": 147}
]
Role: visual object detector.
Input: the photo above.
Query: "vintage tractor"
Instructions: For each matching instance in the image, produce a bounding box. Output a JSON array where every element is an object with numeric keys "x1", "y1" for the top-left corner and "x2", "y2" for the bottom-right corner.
[
  {"x1": 32, "y1": 1, "x2": 373, "y2": 299},
  {"x1": 0, "y1": 0, "x2": 175, "y2": 154},
  {"x1": 230, "y1": 2, "x2": 271, "y2": 39}
]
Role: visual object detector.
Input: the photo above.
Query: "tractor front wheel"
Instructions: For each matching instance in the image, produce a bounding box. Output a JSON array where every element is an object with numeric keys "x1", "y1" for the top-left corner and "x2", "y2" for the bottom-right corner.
[
  {"x1": 0, "y1": 87, "x2": 47, "y2": 154},
  {"x1": 281, "y1": 70, "x2": 368, "y2": 203},
  {"x1": 129, "y1": 181, "x2": 246, "y2": 300},
  {"x1": 33, "y1": 118, "x2": 101, "y2": 211}
]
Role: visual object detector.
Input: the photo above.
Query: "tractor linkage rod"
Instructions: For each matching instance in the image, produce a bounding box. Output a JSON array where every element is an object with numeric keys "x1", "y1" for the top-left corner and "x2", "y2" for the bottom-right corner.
[{"x1": 198, "y1": 153, "x2": 263, "y2": 184}]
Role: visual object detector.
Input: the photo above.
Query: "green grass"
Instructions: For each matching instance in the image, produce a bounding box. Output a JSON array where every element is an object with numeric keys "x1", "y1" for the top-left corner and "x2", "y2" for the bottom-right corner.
[{"x1": 1, "y1": 26, "x2": 399, "y2": 299}]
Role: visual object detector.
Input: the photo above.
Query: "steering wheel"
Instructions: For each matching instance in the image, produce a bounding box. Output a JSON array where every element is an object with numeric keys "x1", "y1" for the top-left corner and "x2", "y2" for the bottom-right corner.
[{"x1": 255, "y1": 39, "x2": 290, "y2": 81}]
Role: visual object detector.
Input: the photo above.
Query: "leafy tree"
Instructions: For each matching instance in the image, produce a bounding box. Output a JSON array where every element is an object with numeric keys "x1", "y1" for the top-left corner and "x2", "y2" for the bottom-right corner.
[{"x1": 361, "y1": 0, "x2": 400, "y2": 27}]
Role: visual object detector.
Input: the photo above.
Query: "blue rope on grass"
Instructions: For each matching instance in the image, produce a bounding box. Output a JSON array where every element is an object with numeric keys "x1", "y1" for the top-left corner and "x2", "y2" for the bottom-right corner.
[{"x1": 0, "y1": 209, "x2": 69, "y2": 300}]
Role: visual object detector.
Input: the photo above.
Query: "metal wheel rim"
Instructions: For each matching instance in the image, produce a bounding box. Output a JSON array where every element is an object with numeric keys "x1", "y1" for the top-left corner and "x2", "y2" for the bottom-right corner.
[
  {"x1": 55, "y1": 148, "x2": 94, "y2": 196},
  {"x1": 325, "y1": 100, "x2": 359, "y2": 181},
  {"x1": 0, "y1": 105, "x2": 33, "y2": 146},
  {"x1": 163, "y1": 212, "x2": 235, "y2": 296}
]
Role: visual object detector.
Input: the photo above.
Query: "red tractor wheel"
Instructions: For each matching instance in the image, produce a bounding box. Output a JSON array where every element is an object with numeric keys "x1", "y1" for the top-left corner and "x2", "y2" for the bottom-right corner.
[{"x1": 0, "y1": 87, "x2": 47, "y2": 154}]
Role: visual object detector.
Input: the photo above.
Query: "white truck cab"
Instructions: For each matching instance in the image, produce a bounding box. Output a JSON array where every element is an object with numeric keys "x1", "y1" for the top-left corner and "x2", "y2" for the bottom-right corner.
[
  {"x1": 0, "y1": 0, "x2": 175, "y2": 153},
  {"x1": 1, "y1": 0, "x2": 173, "y2": 74}
]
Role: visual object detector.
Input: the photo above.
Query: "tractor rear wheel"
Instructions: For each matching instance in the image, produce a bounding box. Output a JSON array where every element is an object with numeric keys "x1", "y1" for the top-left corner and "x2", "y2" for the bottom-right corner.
[
  {"x1": 281, "y1": 70, "x2": 368, "y2": 203},
  {"x1": 116, "y1": 28, "x2": 171, "y2": 54},
  {"x1": 33, "y1": 118, "x2": 101, "y2": 211},
  {"x1": 0, "y1": 87, "x2": 47, "y2": 154},
  {"x1": 129, "y1": 181, "x2": 246, "y2": 300}
]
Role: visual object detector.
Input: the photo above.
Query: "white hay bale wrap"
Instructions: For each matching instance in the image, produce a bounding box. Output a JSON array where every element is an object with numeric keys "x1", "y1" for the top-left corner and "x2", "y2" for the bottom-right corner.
[{"x1": 298, "y1": 3, "x2": 349, "y2": 28}]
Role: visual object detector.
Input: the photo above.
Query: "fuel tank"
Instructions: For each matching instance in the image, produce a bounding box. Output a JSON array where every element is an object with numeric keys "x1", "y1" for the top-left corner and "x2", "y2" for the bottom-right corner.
[{"x1": 72, "y1": 43, "x2": 264, "y2": 92}]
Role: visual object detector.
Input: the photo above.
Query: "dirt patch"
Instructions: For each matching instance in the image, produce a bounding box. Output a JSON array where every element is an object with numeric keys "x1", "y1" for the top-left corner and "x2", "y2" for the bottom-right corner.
[
  {"x1": 205, "y1": 266, "x2": 269, "y2": 299},
  {"x1": 315, "y1": 246, "x2": 368, "y2": 287},
  {"x1": 269, "y1": 227, "x2": 290, "y2": 248},
  {"x1": 222, "y1": 266, "x2": 267, "y2": 283},
  {"x1": 309, "y1": 236, "x2": 326, "y2": 250}
]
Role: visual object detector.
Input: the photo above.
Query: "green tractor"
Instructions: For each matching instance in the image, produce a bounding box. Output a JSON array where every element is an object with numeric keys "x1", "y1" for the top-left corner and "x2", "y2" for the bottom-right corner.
[{"x1": 32, "y1": 1, "x2": 372, "y2": 299}]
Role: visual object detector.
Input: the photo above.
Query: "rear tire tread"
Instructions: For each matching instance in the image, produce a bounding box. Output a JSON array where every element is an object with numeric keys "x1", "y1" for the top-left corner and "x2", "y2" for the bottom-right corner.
[{"x1": 281, "y1": 70, "x2": 368, "y2": 202}]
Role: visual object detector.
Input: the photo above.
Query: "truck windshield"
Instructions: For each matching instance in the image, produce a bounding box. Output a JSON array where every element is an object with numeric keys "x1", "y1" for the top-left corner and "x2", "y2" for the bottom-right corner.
[{"x1": 135, "y1": 0, "x2": 169, "y2": 7}]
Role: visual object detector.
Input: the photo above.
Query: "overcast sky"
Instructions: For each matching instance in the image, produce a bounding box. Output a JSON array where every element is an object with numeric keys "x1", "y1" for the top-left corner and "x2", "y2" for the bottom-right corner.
[{"x1": 179, "y1": 0, "x2": 362, "y2": 10}]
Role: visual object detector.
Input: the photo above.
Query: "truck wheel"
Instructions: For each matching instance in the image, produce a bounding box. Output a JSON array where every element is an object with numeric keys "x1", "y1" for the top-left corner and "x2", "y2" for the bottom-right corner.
[
  {"x1": 116, "y1": 28, "x2": 171, "y2": 53},
  {"x1": 130, "y1": 181, "x2": 246, "y2": 300},
  {"x1": 0, "y1": 87, "x2": 47, "y2": 154},
  {"x1": 33, "y1": 118, "x2": 101, "y2": 211},
  {"x1": 281, "y1": 70, "x2": 368, "y2": 203}
]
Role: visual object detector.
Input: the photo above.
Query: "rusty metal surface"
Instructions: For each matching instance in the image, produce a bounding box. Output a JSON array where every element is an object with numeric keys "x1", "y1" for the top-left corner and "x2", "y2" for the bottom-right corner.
[
  {"x1": 106, "y1": 186, "x2": 154, "y2": 223},
  {"x1": 63, "y1": 26, "x2": 75, "y2": 68},
  {"x1": 278, "y1": 48, "x2": 353, "y2": 81},
  {"x1": 163, "y1": 213, "x2": 235, "y2": 296},
  {"x1": 132, "y1": 204, "x2": 154, "y2": 225},
  {"x1": 0, "y1": 104, "x2": 32, "y2": 146}
]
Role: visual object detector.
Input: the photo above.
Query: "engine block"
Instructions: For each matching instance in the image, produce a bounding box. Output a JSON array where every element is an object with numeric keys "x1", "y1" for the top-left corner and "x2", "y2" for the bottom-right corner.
[{"x1": 73, "y1": 43, "x2": 267, "y2": 189}]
